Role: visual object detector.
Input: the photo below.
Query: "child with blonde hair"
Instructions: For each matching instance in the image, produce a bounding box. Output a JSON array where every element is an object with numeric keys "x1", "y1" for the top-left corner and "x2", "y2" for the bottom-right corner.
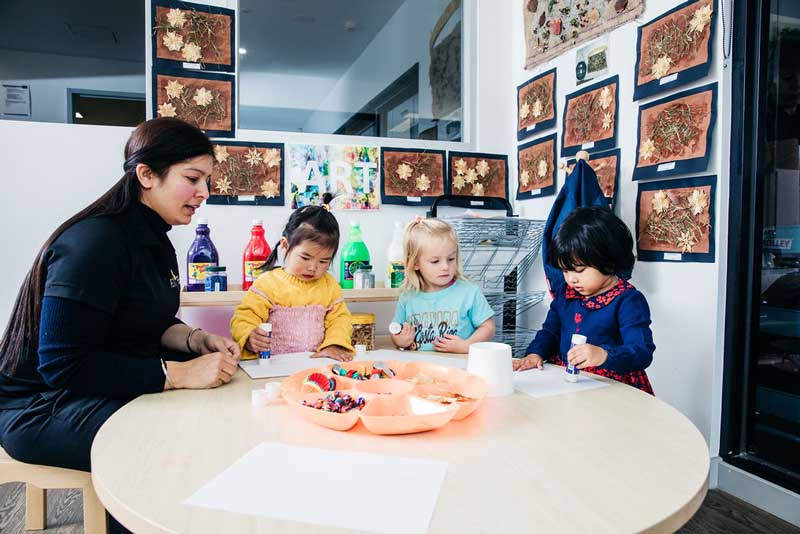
[
  {"x1": 230, "y1": 200, "x2": 354, "y2": 362},
  {"x1": 390, "y1": 217, "x2": 495, "y2": 353}
]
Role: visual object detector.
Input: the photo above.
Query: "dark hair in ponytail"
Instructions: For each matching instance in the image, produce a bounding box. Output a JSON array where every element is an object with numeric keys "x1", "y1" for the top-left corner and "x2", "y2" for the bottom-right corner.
[
  {"x1": 0, "y1": 118, "x2": 213, "y2": 375},
  {"x1": 265, "y1": 193, "x2": 340, "y2": 270}
]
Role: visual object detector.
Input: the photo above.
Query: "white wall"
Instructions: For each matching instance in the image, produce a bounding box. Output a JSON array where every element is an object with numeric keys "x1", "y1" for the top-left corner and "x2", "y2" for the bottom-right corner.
[
  {"x1": 0, "y1": 0, "x2": 508, "y2": 339},
  {"x1": 509, "y1": 0, "x2": 729, "y2": 449},
  {"x1": 0, "y1": 49, "x2": 144, "y2": 124}
]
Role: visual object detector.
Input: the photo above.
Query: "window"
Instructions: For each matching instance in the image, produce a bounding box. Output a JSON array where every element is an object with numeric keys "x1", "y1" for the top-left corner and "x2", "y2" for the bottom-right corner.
[{"x1": 238, "y1": 0, "x2": 464, "y2": 141}]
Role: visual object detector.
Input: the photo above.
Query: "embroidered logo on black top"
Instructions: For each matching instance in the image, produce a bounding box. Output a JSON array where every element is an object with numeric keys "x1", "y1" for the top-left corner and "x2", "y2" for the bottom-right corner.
[{"x1": 169, "y1": 270, "x2": 181, "y2": 289}]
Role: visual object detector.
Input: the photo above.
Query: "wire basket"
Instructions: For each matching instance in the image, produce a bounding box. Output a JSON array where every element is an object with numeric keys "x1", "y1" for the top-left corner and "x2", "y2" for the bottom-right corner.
[
  {"x1": 496, "y1": 327, "x2": 539, "y2": 357},
  {"x1": 442, "y1": 217, "x2": 546, "y2": 291}
]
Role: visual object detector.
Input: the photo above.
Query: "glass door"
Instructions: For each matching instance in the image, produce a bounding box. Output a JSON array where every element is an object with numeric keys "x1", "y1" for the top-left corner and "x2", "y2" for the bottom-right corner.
[{"x1": 723, "y1": 0, "x2": 800, "y2": 494}]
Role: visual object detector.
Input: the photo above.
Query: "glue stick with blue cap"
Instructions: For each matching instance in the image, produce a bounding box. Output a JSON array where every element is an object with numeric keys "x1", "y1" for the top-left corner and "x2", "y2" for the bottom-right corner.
[
  {"x1": 566, "y1": 334, "x2": 586, "y2": 382},
  {"x1": 258, "y1": 323, "x2": 272, "y2": 365}
]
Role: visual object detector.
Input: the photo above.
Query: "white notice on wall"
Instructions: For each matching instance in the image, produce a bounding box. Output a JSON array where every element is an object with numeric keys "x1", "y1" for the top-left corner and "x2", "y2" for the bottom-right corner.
[
  {"x1": 581, "y1": 142, "x2": 595, "y2": 150},
  {"x1": 657, "y1": 162, "x2": 676, "y2": 172},
  {"x1": 182, "y1": 62, "x2": 202, "y2": 70},
  {"x1": 238, "y1": 195, "x2": 255, "y2": 201},
  {"x1": 2, "y1": 84, "x2": 31, "y2": 117},
  {"x1": 470, "y1": 200, "x2": 485, "y2": 206},
  {"x1": 659, "y1": 73, "x2": 679, "y2": 85},
  {"x1": 531, "y1": 189, "x2": 541, "y2": 195},
  {"x1": 406, "y1": 196, "x2": 422, "y2": 202},
  {"x1": 526, "y1": 123, "x2": 537, "y2": 132},
  {"x1": 663, "y1": 253, "x2": 682, "y2": 261}
]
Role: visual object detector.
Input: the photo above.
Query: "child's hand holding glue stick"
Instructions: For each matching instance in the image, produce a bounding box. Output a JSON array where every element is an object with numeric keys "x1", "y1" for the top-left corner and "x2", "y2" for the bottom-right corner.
[
  {"x1": 566, "y1": 334, "x2": 608, "y2": 371},
  {"x1": 245, "y1": 323, "x2": 271, "y2": 363}
]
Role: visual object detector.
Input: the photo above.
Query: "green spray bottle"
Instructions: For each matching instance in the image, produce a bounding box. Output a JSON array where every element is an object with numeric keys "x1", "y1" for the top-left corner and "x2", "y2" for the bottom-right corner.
[{"x1": 340, "y1": 221, "x2": 370, "y2": 289}]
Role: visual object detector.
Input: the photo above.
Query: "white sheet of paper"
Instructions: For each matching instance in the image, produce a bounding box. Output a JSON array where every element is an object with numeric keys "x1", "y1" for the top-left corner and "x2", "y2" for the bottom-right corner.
[
  {"x1": 361, "y1": 348, "x2": 467, "y2": 369},
  {"x1": 657, "y1": 162, "x2": 676, "y2": 172},
  {"x1": 185, "y1": 443, "x2": 448, "y2": 534},
  {"x1": 513, "y1": 365, "x2": 609, "y2": 398},
  {"x1": 581, "y1": 141, "x2": 595, "y2": 150},
  {"x1": 238, "y1": 352, "x2": 331, "y2": 379},
  {"x1": 663, "y1": 252, "x2": 683, "y2": 261}
]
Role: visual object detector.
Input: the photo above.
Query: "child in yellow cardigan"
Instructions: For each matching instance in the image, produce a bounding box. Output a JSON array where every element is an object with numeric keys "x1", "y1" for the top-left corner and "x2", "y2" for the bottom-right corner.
[{"x1": 230, "y1": 202, "x2": 354, "y2": 361}]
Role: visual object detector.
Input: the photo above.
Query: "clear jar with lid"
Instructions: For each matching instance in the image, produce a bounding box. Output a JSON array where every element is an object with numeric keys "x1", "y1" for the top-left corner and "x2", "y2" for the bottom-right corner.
[
  {"x1": 353, "y1": 265, "x2": 375, "y2": 289},
  {"x1": 204, "y1": 266, "x2": 228, "y2": 292},
  {"x1": 351, "y1": 313, "x2": 376, "y2": 350}
]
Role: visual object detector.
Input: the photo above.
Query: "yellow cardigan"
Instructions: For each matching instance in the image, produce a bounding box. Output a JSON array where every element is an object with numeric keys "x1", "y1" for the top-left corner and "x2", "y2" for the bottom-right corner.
[{"x1": 230, "y1": 268, "x2": 353, "y2": 360}]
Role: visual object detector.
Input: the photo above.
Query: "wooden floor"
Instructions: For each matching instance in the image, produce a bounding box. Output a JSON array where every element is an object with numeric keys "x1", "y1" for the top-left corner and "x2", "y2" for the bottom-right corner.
[{"x1": 0, "y1": 484, "x2": 797, "y2": 533}]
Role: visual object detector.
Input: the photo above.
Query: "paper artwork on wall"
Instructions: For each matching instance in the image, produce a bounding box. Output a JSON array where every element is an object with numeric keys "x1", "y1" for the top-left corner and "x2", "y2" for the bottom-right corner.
[
  {"x1": 516, "y1": 134, "x2": 557, "y2": 200},
  {"x1": 152, "y1": 68, "x2": 235, "y2": 138},
  {"x1": 206, "y1": 141, "x2": 284, "y2": 206},
  {"x1": 634, "y1": 82, "x2": 717, "y2": 180},
  {"x1": 561, "y1": 75, "x2": 618, "y2": 157},
  {"x1": 517, "y1": 68, "x2": 557, "y2": 141},
  {"x1": 633, "y1": 0, "x2": 715, "y2": 100},
  {"x1": 380, "y1": 148, "x2": 446, "y2": 206},
  {"x1": 446, "y1": 152, "x2": 509, "y2": 208},
  {"x1": 524, "y1": 0, "x2": 644, "y2": 70},
  {"x1": 287, "y1": 145, "x2": 380, "y2": 211},
  {"x1": 565, "y1": 148, "x2": 620, "y2": 209},
  {"x1": 152, "y1": 0, "x2": 235, "y2": 72},
  {"x1": 635, "y1": 175, "x2": 716, "y2": 263}
]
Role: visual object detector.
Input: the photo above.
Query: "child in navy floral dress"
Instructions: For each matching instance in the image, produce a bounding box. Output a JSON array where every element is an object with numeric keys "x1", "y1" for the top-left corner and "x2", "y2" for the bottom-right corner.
[{"x1": 514, "y1": 207, "x2": 655, "y2": 394}]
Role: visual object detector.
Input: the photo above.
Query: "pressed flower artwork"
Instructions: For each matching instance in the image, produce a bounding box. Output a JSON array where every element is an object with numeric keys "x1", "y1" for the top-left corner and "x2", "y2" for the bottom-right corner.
[
  {"x1": 207, "y1": 141, "x2": 284, "y2": 206},
  {"x1": 566, "y1": 148, "x2": 620, "y2": 208},
  {"x1": 152, "y1": 1, "x2": 235, "y2": 72},
  {"x1": 524, "y1": 0, "x2": 645, "y2": 70},
  {"x1": 447, "y1": 152, "x2": 509, "y2": 208},
  {"x1": 634, "y1": 0, "x2": 715, "y2": 100},
  {"x1": 380, "y1": 148, "x2": 446, "y2": 206},
  {"x1": 517, "y1": 68, "x2": 557, "y2": 140},
  {"x1": 561, "y1": 75, "x2": 618, "y2": 157},
  {"x1": 636, "y1": 176, "x2": 716, "y2": 262},
  {"x1": 517, "y1": 134, "x2": 557, "y2": 200},
  {"x1": 153, "y1": 69, "x2": 235, "y2": 138},
  {"x1": 634, "y1": 82, "x2": 717, "y2": 180}
]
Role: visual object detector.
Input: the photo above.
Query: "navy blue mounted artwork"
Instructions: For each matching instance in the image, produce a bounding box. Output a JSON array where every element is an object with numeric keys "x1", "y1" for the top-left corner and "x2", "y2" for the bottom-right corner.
[
  {"x1": 633, "y1": 0, "x2": 715, "y2": 101},
  {"x1": 446, "y1": 152, "x2": 509, "y2": 209},
  {"x1": 633, "y1": 82, "x2": 717, "y2": 180},
  {"x1": 516, "y1": 133, "x2": 557, "y2": 200},
  {"x1": 152, "y1": 0, "x2": 235, "y2": 73},
  {"x1": 517, "y1": 68, "x2": 557, "y2": 141},
  {"x1": 152, "y1": 67, "x2": 235, "y2": 138},
  {"x1": 207, "y1": 141, "x2": 285, "y2": 206},
  {"x1": 565, "y1": 148, "x2": 620, "y2": 209},
  {"x1": 380, "y1": 147, "x2": 446, "y2": 206},
  {"x1": 635, "y1": 175, "x2": 717, "y2": 263},
  {"x1": 561, "y1": 75, "x2": 618, "y2": 157}
]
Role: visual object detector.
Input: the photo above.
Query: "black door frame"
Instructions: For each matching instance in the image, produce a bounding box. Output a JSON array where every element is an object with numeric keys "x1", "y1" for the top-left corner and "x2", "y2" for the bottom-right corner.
[{"x1": 720, "y1": 0, "x2": 800, "y2": 494}]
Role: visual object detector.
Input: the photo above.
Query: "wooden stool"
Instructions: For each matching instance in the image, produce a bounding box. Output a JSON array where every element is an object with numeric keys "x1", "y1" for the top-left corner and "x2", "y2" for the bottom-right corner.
[{"x1": 0, "y1": 446, "x2": 107, "y2": 533}]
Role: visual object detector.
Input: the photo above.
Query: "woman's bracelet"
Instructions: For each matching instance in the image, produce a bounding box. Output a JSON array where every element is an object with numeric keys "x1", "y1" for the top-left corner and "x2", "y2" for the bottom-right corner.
[
  {"x1": 186, "y1": 327, "x2": 202, "y2": 353},
  {"x1": 161, "y1": 358, "x2": 174, "y2": 389}
]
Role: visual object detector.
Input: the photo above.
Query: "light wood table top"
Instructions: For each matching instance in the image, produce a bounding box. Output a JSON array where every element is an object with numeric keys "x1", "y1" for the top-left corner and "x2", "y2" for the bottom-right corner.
[{"x1": 91, "y1": 353, "x2": 709, "y2": 534}]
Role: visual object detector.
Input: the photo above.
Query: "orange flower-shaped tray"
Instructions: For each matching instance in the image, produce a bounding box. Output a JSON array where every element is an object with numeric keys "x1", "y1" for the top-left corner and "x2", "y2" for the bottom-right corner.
[{"x1": 281, "y1": 360, "x2": 488, "y2": 435}]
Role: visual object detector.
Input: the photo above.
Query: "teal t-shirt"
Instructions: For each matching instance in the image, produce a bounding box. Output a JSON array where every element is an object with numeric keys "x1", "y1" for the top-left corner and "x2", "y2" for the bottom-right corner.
[{"x1": 392, "y1": 279, "x2": 494, "y2": 351}]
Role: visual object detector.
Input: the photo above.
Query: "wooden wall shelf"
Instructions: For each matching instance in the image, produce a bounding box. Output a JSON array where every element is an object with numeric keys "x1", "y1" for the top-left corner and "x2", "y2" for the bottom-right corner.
[{"x1": 180, "y1": 284, "x2": 400, "y2": 307}]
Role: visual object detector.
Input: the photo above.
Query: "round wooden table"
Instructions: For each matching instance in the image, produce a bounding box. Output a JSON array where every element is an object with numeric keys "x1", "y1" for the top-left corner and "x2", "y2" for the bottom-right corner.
[{"x1": 91, "y1": 356, "x2": 709, "y2": 533}]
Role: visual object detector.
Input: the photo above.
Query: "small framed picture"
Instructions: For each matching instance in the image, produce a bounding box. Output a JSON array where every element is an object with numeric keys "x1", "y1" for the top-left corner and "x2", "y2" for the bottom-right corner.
[
  {"x1": 152, "y1": 68, "x2": 235, "y2": 138},
  {"x1": 517, "y1": 68, "x2": 557, "y2": 141},
  {"x1": 517, "y1": 134, "x2": 557, "y2": 200},
  {"x1": 206, "y1": 141, "x2": 284, "y2": 206},
  {"x1": 380, "y1": 147, "x2": 446, "y2": 206},
  {"x1": 561, "y1": 75, "x2": 618, "y2": 157}
]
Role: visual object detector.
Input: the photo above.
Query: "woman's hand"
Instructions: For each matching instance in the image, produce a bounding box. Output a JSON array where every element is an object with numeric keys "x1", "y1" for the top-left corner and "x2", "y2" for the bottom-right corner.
[
  {"x1": 311, "y1": 345, "x2": 354, "y2": 362},
  {"x1": 165, "y1": 351, "x2": 239, "y2": 390},
  {"x1": 192, "y1": 330, "x2": 241, "y2": 359},
  {"x1": 433, "y1": 334, "x2": 468, "y2": 354},
  {"x1": 390, "y1": 322, "x2": 416, "y2": 349},
  {"x1": 244, "y1": 328, "x2": 271, "y2": 353},
  {"x1": 567, "y1": 343, "x2": 608, "y2": 369},
  {"x1": 513, "y1": 353, "x2": 544, "y2": 371}
]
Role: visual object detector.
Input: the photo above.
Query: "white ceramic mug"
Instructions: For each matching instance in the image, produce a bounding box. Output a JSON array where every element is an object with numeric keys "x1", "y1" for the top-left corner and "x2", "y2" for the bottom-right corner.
[{"x1": 467, "y1": 342, "x2": 514, "y2": 397}]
